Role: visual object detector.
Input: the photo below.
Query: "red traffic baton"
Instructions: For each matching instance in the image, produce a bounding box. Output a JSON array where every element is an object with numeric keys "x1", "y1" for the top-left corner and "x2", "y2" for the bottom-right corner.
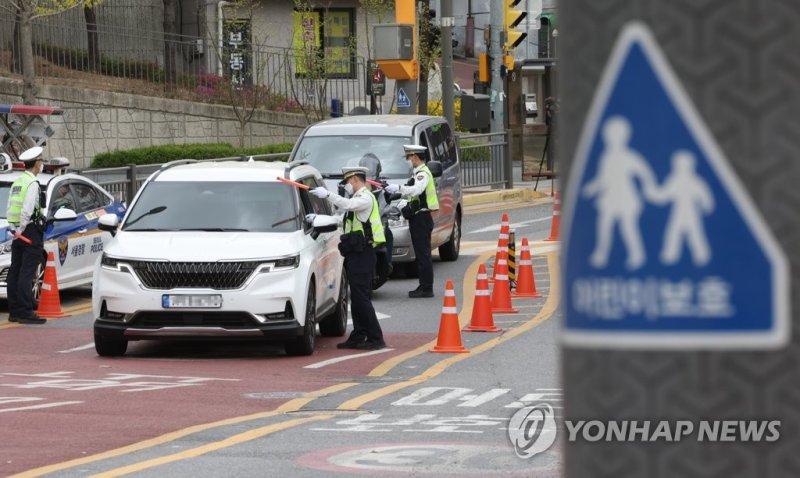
[
  {"x1": 367, "y1": 179, "x2": 383, "y2": 188},
  {"x1": 14, "y1": 232, "x2": 32, "y2": 245},
  {"x1": 276, "y1": 176, "x2": 310, "y2": 190}
]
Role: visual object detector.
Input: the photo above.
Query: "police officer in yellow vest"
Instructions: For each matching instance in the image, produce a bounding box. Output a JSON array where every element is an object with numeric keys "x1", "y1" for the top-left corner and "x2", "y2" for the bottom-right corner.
[
  {"x1": 385, "y1": 145, "x2": 439, "y2": 298},
  {"x1": 309, "y1": 166, "x2": 386, "y2": 350},
  {"x1": 6, "y1": 146, "x2": 46, "y2": 324}
]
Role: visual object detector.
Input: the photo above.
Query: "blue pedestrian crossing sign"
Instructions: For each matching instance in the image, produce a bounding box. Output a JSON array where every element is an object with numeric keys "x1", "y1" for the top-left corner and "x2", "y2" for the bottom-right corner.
[
  {"x1": 562, "y1": 23, "x2": 789, "y2": 349},
  {"x1": 397, "y1": 87, "x2": 411, "y2": 108}
]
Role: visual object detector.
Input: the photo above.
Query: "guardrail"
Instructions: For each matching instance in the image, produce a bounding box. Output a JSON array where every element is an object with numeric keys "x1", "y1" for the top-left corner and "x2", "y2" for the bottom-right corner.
[
  {"x1": 457, "y1": 131, "x2": 512, "y2": 189},
  {"x1": 73, "y1": 152, "x2": 291, "y2": 205}
]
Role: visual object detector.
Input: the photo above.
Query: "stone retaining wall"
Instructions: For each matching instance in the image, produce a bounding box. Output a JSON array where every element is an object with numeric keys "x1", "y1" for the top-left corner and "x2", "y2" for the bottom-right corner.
[{"x1": 0, "y1": 78, "x2": 310, "y2": 168}]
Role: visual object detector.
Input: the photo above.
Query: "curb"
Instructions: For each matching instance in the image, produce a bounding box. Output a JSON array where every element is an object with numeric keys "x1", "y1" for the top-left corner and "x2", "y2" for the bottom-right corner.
[{"x1": 462, "y1": 188, "x2": 549, "y2": 207}]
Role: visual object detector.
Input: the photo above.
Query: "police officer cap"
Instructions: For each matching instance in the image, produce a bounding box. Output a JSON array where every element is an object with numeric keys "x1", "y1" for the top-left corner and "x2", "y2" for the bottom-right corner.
[
  {"x1": 403, "y1": 144, "x2": 427, "y2": 156},
  {"x1": 341, "y1": 166, "x2": 369, "y2": 181},
  {"x1": 19, "y1": 146, "x2": 43, "y2": 164}
]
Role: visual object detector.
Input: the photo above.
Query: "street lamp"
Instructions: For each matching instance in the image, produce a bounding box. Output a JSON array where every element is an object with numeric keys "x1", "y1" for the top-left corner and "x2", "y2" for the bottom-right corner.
[{"x1": 552, "y1": 28, "x2": 558, "y2": 58}]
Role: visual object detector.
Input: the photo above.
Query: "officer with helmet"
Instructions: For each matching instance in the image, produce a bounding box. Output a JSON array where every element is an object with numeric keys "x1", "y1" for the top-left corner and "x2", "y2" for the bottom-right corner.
[
  {"x1": 385, "y1": 144, "x2": 439, "y2": 298},
  {"x1": 6, "y1": 146, "x2": 46, "y2": 324},
  {"x1": 309, "y1": 166, "x2": 386, "y2": 350}
]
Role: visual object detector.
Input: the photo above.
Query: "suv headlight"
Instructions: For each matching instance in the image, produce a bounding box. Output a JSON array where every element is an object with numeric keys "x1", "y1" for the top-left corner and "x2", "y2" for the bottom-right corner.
[
  {"x1": 100, "y1": 253, "x2": 128, "y2": 272},
  {"x1": 259, "y1": 255, "x2": 300, "y2": 272},
  {"x1": 389, "y1": 217, "x2": 408, "y2": 228}
]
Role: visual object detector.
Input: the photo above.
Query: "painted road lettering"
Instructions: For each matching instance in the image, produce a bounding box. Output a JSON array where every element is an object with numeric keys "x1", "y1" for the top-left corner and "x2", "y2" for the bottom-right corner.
[{"x1": 0, "y1": 371, "x2": 239, "y2": 392}]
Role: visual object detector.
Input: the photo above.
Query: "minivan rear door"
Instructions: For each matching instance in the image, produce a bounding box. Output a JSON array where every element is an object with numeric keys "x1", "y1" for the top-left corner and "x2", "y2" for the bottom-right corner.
[{"x1": 421, "y1": 122, "x2": 457, "y2": 245}]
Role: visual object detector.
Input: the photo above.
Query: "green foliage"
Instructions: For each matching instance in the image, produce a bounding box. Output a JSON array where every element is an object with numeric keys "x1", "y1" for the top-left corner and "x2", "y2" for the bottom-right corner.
[
  {"x1": 458, "y1": 140, "x2": 491, "y2": 162},
  {"x1": 91, "y1": 143, "x2": 295, "y2": 168}
]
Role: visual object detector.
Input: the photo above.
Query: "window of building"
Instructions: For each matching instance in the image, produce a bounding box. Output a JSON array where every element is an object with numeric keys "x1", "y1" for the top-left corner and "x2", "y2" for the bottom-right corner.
[{"x1": 292, "y1": 8, "x2": 356, "y2": 79}]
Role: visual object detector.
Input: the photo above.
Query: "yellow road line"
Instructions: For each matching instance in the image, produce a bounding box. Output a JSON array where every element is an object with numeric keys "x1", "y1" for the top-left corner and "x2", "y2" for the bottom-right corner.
[
  {"x1": 340, "y1": 252, "x2": 559, "y2": 411},
  {"x1": 17, "y1": 253, "x2": 561, "y2": 477},
  {"x1": 11, "y1": 382, "x2": 357, "y2": 478},
  {"x1": 89, "y1": 415, "x2": 334, "y2": 478}
]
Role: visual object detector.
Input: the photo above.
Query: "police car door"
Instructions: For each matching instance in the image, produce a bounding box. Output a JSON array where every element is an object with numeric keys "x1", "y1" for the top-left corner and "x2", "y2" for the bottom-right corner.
[{"x1": 62, "y1": 181, "x2": 108, "y2": 282}]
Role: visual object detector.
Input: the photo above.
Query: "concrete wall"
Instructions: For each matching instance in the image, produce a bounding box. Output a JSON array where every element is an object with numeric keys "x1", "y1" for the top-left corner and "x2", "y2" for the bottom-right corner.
[{"x1": 0, "y1": 78, "x2": 310, "y2": 169}]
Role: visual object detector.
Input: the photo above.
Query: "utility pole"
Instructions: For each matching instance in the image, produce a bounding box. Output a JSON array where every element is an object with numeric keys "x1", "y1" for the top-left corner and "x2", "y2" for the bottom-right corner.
[
  {"x1": 440, "y1": 0, "x2": 455, "y2": 130},
  {"x1": 489, "y1": 0, "x2": 504, "y2": 133}
]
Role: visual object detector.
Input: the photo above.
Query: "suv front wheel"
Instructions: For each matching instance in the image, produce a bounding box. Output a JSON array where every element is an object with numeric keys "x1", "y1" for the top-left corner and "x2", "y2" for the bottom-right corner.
[
  {"x1": 319, "y1": 271, "x2": 348, "y2": 337},
  {"x1": 285, "y1": 284, "x2": 316, "y2": 356}
]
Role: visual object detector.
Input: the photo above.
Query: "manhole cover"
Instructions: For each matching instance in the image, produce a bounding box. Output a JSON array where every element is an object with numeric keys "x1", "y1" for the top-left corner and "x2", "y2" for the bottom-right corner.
[{"x1": 243, "y1": 391, "x2": 306, "y2": 400}]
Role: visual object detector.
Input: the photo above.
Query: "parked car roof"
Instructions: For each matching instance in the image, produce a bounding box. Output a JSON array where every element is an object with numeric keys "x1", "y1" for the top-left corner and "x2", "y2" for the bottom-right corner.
[
  {"x1": 153, "y1": 160, "x2": 320, "y2": 183},
  {"x1": 303, "y1": 115, "x2": 444, "y2": 137}
]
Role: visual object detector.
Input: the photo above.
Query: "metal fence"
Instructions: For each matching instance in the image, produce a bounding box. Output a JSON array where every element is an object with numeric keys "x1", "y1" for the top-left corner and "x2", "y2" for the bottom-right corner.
[
  {"x1": 457, "y1": 131, "x2": 512, "y2": 189},
  {"x1": 73, "y1": 133, "x2": 510, "y2": 204},
  {"x1": 0, "y1": 15, "x2": 370, "y2": 118}
]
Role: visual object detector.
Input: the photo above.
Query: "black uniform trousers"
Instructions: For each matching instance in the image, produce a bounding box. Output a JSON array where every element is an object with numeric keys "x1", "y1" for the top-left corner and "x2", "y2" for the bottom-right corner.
[
  {"x1": 8, "y1": 224, "x2": 44, "y2": 319},
  {"x1": 345, "y1": 246, "x2": 383, "y2": 342},
  {"x1": 409, "y1": 210, "x2": 434, "y2": 292}
]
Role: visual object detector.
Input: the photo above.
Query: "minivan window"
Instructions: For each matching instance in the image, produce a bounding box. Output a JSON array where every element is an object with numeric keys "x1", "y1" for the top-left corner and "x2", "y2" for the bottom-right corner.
[
  {"x1": 425, "y1": 122, "x2": 456, "y2": 168},
  {"x1": 123, "y1": 181, "x2": 299, "y2": 232},
  {"x1": 294, "y1": 135, "x2": 413, "y2": 179}
]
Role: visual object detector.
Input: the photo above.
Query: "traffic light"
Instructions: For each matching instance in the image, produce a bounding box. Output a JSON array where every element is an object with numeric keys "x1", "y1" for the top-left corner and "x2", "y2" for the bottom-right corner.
[{"x1": 503, "y1": 0, "x2": 527, "y2": 51}]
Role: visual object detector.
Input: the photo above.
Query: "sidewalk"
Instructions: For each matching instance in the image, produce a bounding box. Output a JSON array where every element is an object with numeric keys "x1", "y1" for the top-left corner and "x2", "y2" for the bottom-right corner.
[{"x1": 462, "y1": 161, "x2": 558, "y2": 207}]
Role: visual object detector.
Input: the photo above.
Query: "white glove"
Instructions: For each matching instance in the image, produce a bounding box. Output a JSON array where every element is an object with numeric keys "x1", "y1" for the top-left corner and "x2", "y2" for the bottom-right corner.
[
  {"x1": 397, "y1": 199, "x2": 408, "y2": 210},
  {"x1": 305, "y1": 213, "x2": 317, "y2": 224},
  {"x1": 310, "y1": 187, "x2": 329, "y2": 199},
  {"x1": 385, "y1": 183, "x2": 400, "y2": 194}
]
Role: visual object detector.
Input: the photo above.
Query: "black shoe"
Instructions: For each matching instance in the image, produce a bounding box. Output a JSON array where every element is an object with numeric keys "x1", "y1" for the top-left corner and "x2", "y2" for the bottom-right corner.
[
  {"x1": 409, "y1": 289, "x2": 434, "y2": 298},
  {"x1": 337, "y1": 337, "x2": 366, "y2": 349},
  {"x1": 354, "y1": 339, "x2": 386, "y2": 350},
  {"x1": 7, "y1": 316, "x2": 18, "y2": 323},
  {"x1": 17, "y1": 315, "x2": 46, "y2": 324}
]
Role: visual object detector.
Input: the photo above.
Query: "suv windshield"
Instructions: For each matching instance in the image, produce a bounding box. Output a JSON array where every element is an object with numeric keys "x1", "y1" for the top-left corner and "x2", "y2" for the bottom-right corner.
[
  {"x1": 123, "y1": 181, "x2": 299, "y2": 232},
  {"x1": 294, "y1": 135, "x2": 413, "y2": 179}
]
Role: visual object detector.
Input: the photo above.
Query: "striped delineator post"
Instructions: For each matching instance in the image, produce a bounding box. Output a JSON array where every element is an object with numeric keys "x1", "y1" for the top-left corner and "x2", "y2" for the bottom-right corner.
[
  {"x1": 508, "y1": 229, "x2": 517, "y2": 288},
  {"x1": 545, "y1": 191, "x2": 560, "y2": 242},
  {"x1": 465, "y1": 264, "x2": 501, "y2": 332},
  {"x1": 491, "y1": 213, "x2": 510, "y2": 281},
  {"x1": 430, "y1": 279, "x2": 469, "y2": 353}
]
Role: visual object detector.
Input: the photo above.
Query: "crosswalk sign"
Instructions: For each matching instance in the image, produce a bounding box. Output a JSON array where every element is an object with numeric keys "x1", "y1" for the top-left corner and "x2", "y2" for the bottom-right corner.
[
  {"x1": 397, "y1": 87, "x2": 411, "y2": 108},
  {"x1": 562, "y1": 22, "x2": 789, "y2": 349}
]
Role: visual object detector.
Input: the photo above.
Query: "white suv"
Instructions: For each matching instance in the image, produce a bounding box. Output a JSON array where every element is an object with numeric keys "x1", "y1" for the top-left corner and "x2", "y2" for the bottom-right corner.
[{"x1": 92, "y1": 160, "x2": 348, "y2": 357}]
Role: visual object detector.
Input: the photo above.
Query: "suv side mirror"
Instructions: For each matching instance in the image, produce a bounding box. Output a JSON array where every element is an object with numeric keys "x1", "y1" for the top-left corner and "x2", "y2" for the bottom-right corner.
[
  {"x1": 98, "y1": 214, "x2": 120, "y2": 236},
  {"x1": 312, "y1": 215, "x2": 339, "y2": 234},
  {"x1": 427, "y1": 160, "x2": 443, "y2": 178}
]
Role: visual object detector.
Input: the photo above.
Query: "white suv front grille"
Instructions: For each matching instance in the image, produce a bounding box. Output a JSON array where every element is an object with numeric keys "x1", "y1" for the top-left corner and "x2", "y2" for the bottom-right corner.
[{"x1": 129, "y1": 261, "x2": 261, "y2": 290}]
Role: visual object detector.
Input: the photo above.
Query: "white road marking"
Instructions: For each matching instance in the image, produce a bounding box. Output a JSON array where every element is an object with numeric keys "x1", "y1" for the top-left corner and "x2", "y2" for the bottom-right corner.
[
  {"x1": 59, "y1": 343, "x2": 95, "y2": 353},
  {"x1": 0, "y1": 401, "x2": 84, "y2": 413},
  {"x1": 303, "y1": 348, "x2": 394, "y2": 369},
  {"x1": 460, "y1": 241, "x2": 560, "y2": 256},
  {"x1": 347, "y1": 309, "x2": 389, "y2": 326},
  {"x1": 467, "y1": 217, "x2": 552, "y2": 234}
]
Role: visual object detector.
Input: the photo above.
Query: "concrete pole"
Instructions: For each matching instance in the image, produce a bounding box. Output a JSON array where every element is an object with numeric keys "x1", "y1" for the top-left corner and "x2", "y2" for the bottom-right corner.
[
  {"x1": 562, "y1": 1, "x2": 799, "y2": 477},
  {"x1": 440, "y1": 0, "x2": 455, "y2": 131},
  {"x1": 489, "y1": 0, "x2": 504, "y2": 134}
]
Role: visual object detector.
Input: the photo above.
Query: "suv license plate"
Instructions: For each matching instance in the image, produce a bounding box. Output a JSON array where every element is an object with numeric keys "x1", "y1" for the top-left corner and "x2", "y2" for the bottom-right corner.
[{"x1": 162, "y1": 294, "x2": 222, "y2": 309}]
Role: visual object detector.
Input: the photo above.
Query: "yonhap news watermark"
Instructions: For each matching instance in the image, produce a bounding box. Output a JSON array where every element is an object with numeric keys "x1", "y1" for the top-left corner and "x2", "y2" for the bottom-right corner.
[{"x1": 508, "y1": 404, "x2": 781, "y2": 459}]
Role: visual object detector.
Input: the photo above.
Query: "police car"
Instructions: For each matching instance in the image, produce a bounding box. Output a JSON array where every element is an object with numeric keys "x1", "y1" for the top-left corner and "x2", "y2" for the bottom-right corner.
[{"x1": 0, "y1": 155, "x2": 127, "y2": 302}]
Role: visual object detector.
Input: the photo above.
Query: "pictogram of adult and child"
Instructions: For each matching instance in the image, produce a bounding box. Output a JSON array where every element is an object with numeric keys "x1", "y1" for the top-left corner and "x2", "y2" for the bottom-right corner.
[{"x1": 582, "y1": 116, "x2": 714, "y2": 270}]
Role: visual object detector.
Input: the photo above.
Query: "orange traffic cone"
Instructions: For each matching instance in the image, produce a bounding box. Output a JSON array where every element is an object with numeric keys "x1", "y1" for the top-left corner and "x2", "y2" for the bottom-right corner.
[
  {"x1": 37, "y1": 251, "x2": 67, "y2": 318},
  {"x1": 430, "y1": 279, "x2": 469, "y2": 353},
  {"x1": 545, "y1": 191, "x2": 560, "y2": 242},
  {"x1": 513, "y1": 237, "x2": 541, "y2": 298},
  {"x1": 491, "y1": 250, "x2": 518, "y2": 313},
  {"x1": 465, "y1": 264, "x2": 501, "y2": 332},
  {"x1": 491, "y1": 213, "x2": 510, "y2": 281}
]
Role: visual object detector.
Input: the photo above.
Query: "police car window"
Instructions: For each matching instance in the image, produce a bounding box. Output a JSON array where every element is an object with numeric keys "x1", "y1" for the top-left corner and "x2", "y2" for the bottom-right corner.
[
  {"x1": 71, "y1": 183, "x2": 103, "y2": 213},
  {"x1": 50, "y1": 182, "x2": 77, "y2": 214}
]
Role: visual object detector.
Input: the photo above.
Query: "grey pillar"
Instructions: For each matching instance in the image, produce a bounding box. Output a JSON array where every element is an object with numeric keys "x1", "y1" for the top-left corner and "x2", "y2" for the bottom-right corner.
[
  {"x1": 440, "y1": 0, "x2": 455, "y2": 131},
  {"x1": 489, "y1": 0, "x2": 504, "y2": 134},
  {"x1": 562, "y1": 2, "x2": 800, "y2": 477}
]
